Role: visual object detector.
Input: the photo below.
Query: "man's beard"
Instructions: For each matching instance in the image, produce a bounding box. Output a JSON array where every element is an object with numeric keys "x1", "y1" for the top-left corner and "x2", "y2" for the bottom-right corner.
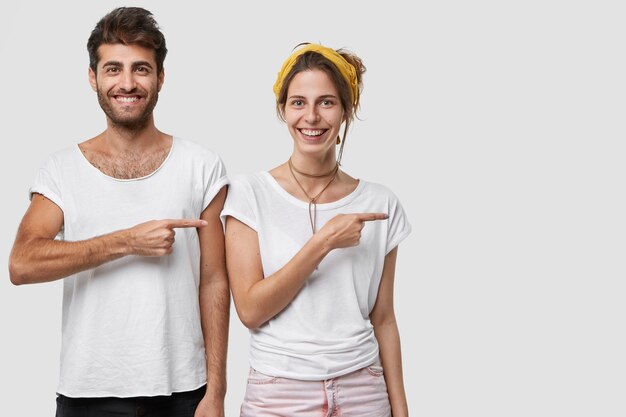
[{"x1": 97, "y1": 88, "x2": 159, "y2": 131}]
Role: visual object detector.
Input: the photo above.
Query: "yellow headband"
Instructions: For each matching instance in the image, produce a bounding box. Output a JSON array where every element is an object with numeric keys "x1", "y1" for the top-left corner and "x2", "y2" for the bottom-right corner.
[{"x1": 273, "y1": 44, "x2": 359, "y2": 107}]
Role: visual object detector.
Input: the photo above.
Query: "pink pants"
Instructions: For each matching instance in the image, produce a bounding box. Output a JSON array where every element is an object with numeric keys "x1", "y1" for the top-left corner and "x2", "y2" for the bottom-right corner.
[{"x1": 240, "y1": 366, "x2": 391, "y2": 417}]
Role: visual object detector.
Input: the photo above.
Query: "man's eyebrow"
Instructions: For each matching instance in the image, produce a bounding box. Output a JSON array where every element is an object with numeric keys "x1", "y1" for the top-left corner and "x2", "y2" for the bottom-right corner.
[
  {"x1": 102, "y1": 61, "x2": 122, "y2": 67},
  {"x1": 101, "y1": 61, "x2": 154, "y2": 69},
  {"x1": 132, "y1": 61, "x2": 154, "y2": 69}
]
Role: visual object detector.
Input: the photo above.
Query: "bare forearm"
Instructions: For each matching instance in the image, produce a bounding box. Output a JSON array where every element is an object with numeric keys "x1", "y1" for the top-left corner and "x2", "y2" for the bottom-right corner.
[
  {"x1": 9, "y1": 231, "x2": 129, "y2": 285},
  {"x1": 200, "y1": 278, "x2": 230, "y2": 401},
  {"x1": 240, "y1": 234, "x2": 330, "y2": 328},
  {"x1": 375, "y1": 320, "x2": 409, "y2": 417}
]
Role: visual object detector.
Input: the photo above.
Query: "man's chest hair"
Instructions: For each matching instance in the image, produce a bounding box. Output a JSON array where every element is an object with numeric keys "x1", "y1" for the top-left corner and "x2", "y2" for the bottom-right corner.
[{"x1": 82, "y1": 147, "x2": 170, "y2": 180}]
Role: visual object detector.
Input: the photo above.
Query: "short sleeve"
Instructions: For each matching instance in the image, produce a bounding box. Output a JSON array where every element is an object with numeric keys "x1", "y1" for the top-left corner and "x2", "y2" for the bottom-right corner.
[
  {"x1": 386, "y1": 194, "x2": 412, "y2": 254},
  {"x1": 29, "y1": 156, "x2": 63, "y2": 210},
  {"x1": 201, "y1": 153, "x2": 229, "y2": 211},
  {"x1": 220, "y1": 175, "x2": 258, "y2": 232}
]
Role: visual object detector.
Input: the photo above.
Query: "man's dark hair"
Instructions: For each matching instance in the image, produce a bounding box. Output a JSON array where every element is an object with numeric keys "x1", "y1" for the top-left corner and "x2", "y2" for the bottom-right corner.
[{"x1": 87, "y1": 7, "x2": 167, "y2": 73}]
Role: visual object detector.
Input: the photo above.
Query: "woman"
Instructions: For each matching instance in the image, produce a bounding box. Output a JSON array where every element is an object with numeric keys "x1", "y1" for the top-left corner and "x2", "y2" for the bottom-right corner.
[{"x1": 222, "y1": 43, "x2": 411, "y2": 416}]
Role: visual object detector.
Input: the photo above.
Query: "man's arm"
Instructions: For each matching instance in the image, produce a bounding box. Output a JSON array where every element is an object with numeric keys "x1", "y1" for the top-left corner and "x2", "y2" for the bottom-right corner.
[
  {"x1": 195, "y1": 186, "x2": 229, "y2": 417},
  {"x1": 9, "y1": 193, "x2": 206, "y2": 285}
]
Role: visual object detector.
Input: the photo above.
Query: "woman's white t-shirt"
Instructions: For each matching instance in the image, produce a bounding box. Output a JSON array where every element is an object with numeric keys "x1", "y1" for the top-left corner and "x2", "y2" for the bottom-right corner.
[{"x1": 221, "y1": 172, "x2": 411, "y2": 380}]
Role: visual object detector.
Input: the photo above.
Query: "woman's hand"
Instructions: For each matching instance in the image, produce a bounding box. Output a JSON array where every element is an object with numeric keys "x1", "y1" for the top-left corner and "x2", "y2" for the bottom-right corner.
[{"x1": 316, "y1": 212, "x2": 388, "y2": 250}]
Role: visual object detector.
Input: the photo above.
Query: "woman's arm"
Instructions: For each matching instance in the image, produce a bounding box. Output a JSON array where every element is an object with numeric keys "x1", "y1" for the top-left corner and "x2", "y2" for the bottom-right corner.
[
  {"x1": 371, "y1": 247, "x2": 409, "y2": 417},
  {"x1": 224, "y1": 212, "x2": 387, "y2": 329}
]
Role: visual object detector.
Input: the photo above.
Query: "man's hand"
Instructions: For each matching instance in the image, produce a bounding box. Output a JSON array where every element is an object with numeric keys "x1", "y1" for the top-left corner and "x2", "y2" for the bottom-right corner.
[
  {"x1": 194, "y1": 394, "x2": 224, "y2": 417},
  {"x1": 126, "y1": 218, "x2": 208, "y2": 256}
]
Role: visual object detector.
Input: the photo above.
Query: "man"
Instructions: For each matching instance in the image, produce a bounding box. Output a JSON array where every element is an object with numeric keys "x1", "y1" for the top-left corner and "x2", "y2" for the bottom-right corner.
[{"x1": 8, "y1": 7, "x2": 229, "y2": 417}]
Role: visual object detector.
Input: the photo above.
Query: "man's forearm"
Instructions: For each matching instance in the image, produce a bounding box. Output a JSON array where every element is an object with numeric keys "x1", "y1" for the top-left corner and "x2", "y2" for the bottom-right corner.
[
  {"x1": 9, "y1": 231, "x2": 130, "y2": 285},
  {"x1": 200, "y1": 278, "x2": 230, "y2": 401}
]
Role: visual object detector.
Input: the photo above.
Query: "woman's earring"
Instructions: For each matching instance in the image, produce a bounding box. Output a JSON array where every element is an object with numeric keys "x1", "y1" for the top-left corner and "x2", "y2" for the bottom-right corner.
[{"x1": 336, "y1": 135, "x2": 341, "y2": 145}]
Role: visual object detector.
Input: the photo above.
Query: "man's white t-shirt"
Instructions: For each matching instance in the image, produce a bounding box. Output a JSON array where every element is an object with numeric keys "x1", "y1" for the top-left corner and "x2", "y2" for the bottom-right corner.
[
  {"x1": 221, "y1": 172, "x2": 411, "y2": 380},
  {"x1": 30, "y1": 137, "x2": 228, "y2": 397}
]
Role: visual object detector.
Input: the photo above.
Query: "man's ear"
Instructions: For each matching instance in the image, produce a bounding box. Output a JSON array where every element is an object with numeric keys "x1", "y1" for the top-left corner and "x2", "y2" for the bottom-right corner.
[
  {"x1": 157, "y1": 68, "x2": 165, "y2": 92},
  {"x1": 88, "y1": 67, "x2": 97, "y2": 92}
]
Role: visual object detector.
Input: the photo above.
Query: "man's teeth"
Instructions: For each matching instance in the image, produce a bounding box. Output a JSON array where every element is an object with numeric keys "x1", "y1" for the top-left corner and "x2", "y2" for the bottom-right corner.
[
  {"x1": 117, "y1": 96, "x2": 139, "y2": 103},
  {"x1": 301, "y1": 129, "x2": 323, "y2": 137}
]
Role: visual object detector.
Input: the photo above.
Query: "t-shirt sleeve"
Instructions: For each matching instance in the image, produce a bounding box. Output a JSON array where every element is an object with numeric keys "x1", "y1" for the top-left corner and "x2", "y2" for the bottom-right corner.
[
  {"x1": 386, "y1": 194, "x2": 412, "y2": 254},
  {"x1": 220, "y1": 176, "x2": 258, "y2": 232},
  {"x1": 202, "y1": 153, "x2": 229, "y2": 211},
  {"x1": 29, "y1": 156, "x2": 63, "y2": 211}
]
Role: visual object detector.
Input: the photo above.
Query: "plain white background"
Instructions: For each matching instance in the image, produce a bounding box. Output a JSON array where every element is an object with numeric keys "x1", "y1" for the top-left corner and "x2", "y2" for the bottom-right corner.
[{"x1": 1, "y1": 1, "x2": 624, "y2": 416}]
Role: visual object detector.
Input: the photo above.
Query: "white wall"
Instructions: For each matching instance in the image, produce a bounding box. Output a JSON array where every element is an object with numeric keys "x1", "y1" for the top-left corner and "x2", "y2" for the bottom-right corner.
[{"x1": 1, "y1": 1, "x2": 624, "y2": 416}]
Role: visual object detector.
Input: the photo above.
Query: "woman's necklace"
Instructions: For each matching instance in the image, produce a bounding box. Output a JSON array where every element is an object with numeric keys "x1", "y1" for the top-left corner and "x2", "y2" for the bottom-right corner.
[{"x1": 288, "y1": 158, "x2": 339, "y2": 234}]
